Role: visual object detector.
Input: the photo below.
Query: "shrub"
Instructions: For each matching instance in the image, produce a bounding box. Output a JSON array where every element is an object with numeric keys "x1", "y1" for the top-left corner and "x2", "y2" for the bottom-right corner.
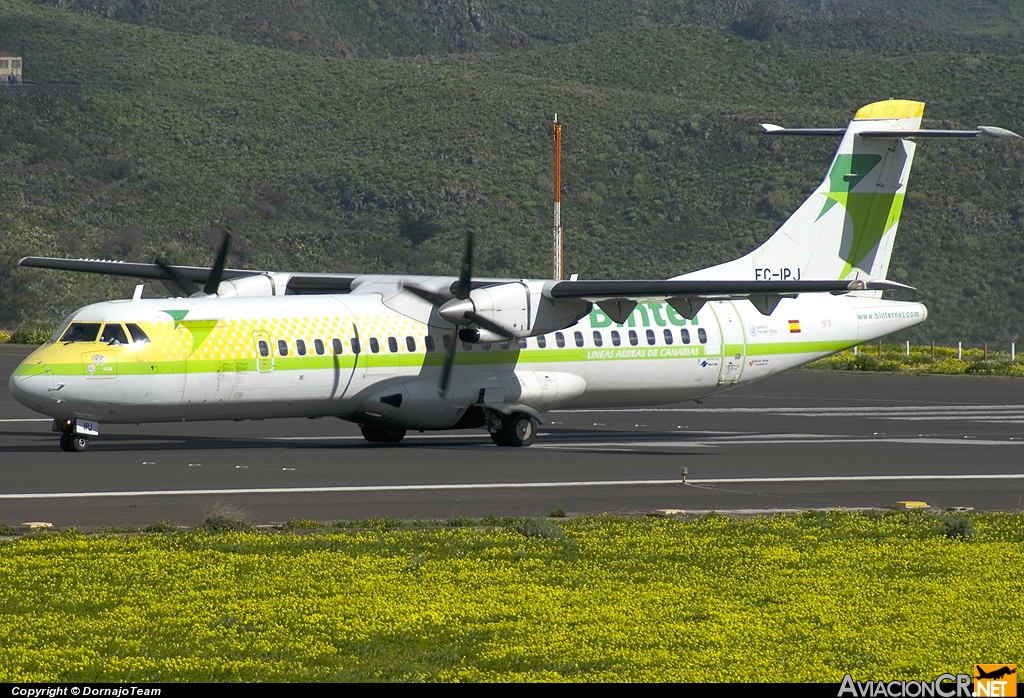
[
  {"x1": 939, "y1": 514, "x2": 975, "y2": 540},
  {"x1": 511, "y1": 517, "x2": 566, "y2": 540},
  {"x1": 200, "y1": 502, "x2": 252, "y2": 532}
]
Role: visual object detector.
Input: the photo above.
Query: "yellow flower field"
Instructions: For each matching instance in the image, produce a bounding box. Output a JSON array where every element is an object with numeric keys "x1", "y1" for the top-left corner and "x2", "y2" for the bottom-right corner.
[{"x1": 0, "y1": 512, "x2": 1020, "y2": 682}]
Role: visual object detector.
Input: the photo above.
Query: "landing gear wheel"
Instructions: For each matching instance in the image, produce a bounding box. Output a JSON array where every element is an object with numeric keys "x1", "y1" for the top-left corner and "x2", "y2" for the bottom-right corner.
[
  {"x1": 60, "y1": 432, "x2": 89, "y2": 452},
  {"x1": 490, "y1": 413, "x2": 538, "y2": 448},
  {"x1": 360, "y1": 425, "x2": 407, "y2": 444}
]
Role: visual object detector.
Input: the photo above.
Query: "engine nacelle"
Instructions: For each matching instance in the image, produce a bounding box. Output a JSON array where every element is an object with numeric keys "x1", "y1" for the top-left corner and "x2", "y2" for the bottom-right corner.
[
  {"x1": 469, "y1": 282, "x2": 531, "y2": 335},
  {"x1": 215, "y1": 273, "x2": 290, "y2": 297},
  {"x1": 469, "y1": 281, "x2": 591, "y2": 337}
]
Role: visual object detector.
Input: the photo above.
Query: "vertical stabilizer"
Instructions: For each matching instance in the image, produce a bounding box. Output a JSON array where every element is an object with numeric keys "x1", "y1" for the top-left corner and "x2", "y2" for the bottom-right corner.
[{"x1": 678, "y1": 99, "x2": 923, "y2": 285}]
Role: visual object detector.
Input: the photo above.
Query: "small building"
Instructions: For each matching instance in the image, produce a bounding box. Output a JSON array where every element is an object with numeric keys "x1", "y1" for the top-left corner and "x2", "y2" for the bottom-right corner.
[{"x1": 0, "y1": 52, "x2": 23, "y2": 84}]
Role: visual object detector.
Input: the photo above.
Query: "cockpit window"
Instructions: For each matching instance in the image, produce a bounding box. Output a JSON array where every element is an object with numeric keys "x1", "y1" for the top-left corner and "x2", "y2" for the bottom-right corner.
[
  {"x1": 60, "y1": 323, "x2": 102, "y2": 343},
  {"x1": 126, "y1": 323, "x2": 151, "y2": 344},
  {"x1": 48, "y1": 322, "x2": 71, "y2": 343},
  {"x1": 100, "y1": 323, "x2": 130, "y2": 346}
]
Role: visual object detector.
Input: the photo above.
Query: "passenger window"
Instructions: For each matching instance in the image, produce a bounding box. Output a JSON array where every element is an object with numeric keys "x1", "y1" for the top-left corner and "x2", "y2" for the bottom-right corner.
[
  {"x1": 100, "y1": 323, "x2": 130, "y2": 346},
  {"x1": 126, "y1": 324, "x2": 151, "y2": 344},
  {"x1": 388, "y1": 337, "x2": 398, "y2": 353},
  {"x1": 462, "y1": 341, "x2": 472, "y2": 351},
  {"x1": 698, "y1": 328, "x2": 708, "y2": 344},
  {"x1": 314, "y1": 339, "x2": 325, "y2": 355},
  {"x1": 443, "y1": 335, "x2": 451, "y2": 350},
  {"x1": 611, "y1": 330, "x2": 621, "y2": 347},
  {"x1": 258, "y1": 340, "x2": 270, "y2": 358},
  {"x1": 370, "y1": 338, "x2": 380, "y2": 353},
  {"x1": 574, "y1": 331, "x2": 584, "y2": 347},
  {"x1": 332, "y1": 338, "x2": 343, "y2": 354},
  {"x1": 350, "y1": 338, "x2": 361, "y2": 354},
  {"x1": 517, "y1": 338, "x2": 527, "y2": 349},
  {"x1": 681, "y1": 329, "x2": 691, "y2": 344},
  {"x1": 646, "y1": 329, "x2": 656, "y2": 346},
  {"x1": 500, "y1": 340, "x2": 510, "y2": 350},
  {"x1": 406, "y1": 336, "x2": 416, "y2": 352},
  {"x1": 296, "y1": 339, "x2": 307, "y2": 356},
  {"x1": 481, "y1": 342, "x2": 491, "y2": 351},
  {"x1": 537, "y1": 335, "x2": 547, "y2": 348},
  {"x1": 425, "y1": 336, "x2": 435, "y2": 352},
  {"x1": 664, "y1": 329, "x2": 674, "y2": 345},
  {"x1": 628, "y1": 330, "x2": 638, "y2": 346},
  {"x1": 593, "y1": 331, "x2": 603, "y2": 347},
  {"x1": 277, "y1": 340, "x2": 289, "y2": 356},
  {"x1": 555, "y1": 332, "x2": 565, "y2": 348}
]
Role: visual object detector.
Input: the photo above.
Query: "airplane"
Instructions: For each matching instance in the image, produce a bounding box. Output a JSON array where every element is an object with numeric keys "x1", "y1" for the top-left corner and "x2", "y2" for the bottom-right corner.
[{"x1": 8, "y1": 99, "x2": 1021, "y2": 452}]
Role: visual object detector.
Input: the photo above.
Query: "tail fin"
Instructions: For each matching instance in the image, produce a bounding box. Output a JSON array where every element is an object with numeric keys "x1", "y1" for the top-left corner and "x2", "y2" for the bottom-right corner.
[{"x1": 679, "y1": 99, "x2": 923, "y2": 284}]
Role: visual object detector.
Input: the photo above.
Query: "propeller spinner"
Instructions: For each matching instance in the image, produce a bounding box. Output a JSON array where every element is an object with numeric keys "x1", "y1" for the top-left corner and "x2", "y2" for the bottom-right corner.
[{"x1": 403, "y1": 230, "x2": 514, "y2": 395}]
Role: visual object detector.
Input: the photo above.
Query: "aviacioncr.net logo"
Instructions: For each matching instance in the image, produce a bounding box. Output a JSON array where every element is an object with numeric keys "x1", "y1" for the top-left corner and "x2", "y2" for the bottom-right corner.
[{"x1": 838, "y1": 674, "x2": 972, "y2": 697}]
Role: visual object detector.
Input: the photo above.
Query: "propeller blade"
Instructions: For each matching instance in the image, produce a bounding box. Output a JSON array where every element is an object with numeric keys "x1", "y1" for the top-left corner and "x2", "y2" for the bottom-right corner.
[
  {"x1": 455, "y1": 230, "x2": 473, "y2": 300},
  {"x1": 155, "y1": 258, "x2": 200, "y2": 297},
  {"x1": 464, "y1": 311, "x2": 515, "y2": 338},
  {"x1": 438, "y1": 327, "x2": 459, "y2": 396},
  {"x1": 402, "y1": 282, "x2": 450, "y2": 307},
  {"x1": 203, "y1": 232, "x2": 232, "y2": 295}
]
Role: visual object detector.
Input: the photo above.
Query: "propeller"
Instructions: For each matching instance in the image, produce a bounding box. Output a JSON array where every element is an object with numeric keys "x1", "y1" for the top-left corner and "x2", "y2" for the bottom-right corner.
[
  {"x1": 203, "y1": 232, "x2": 231, "y2": 295},
  {"x1": 403, "y1": 230, "x2": 515, "y2": 395},
  {"x1": 155, "y1": 231, "x2": 232, "y2": 297}
]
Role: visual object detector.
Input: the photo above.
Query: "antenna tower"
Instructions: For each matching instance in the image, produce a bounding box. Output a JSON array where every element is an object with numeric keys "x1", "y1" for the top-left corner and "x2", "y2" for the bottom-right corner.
[{"x1": 552, "y1": 114, "x2": 563, "y2": 280}]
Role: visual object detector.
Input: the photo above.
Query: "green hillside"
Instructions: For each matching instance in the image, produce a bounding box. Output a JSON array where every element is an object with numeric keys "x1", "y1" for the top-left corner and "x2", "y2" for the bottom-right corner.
[
  {"x1": 26, "y1": 0, "x2": 532, "y2": 57},
  {"x1": 1, "y1": 0, "x2": 1024, "y2": 345}
]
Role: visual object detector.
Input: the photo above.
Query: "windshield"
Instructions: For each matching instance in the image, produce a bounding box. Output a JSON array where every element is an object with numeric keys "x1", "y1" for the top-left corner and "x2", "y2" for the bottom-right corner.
[
  {"x1": 60, "y1": 323, "x2": 102, "y2": 343},
  {"x1": 48, "y1": 322, "x2": 71, "y2": 343},
  {"x1": 100, "y1": 323, "x2": 130, "y2": 345}
]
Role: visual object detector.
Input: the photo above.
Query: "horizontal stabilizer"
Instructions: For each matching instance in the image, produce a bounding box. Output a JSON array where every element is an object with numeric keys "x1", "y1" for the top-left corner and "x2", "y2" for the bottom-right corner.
[
  {"x1": 760, "y1": 125, "x2": 846, "y2": 136},
  {"x1": 762, "y1": 124, "x2": 1022, "y2": 139}
]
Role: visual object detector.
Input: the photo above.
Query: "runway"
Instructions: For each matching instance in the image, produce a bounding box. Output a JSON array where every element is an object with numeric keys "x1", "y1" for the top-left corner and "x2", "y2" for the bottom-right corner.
[{"x1": 3, "y1": 343, "x2": 1024, "y2": 526}]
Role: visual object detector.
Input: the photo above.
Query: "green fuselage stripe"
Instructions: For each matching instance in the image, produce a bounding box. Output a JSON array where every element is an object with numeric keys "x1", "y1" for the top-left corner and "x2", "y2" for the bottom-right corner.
[{"x1": 24, "y1": 338, "x2": 856, "y2": 378}]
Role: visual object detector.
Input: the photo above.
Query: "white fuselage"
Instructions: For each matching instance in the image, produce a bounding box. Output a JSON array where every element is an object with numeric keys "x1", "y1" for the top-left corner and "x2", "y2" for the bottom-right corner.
[{"x1": 10, "y1": 292, "x2": 926, "y2": 430}]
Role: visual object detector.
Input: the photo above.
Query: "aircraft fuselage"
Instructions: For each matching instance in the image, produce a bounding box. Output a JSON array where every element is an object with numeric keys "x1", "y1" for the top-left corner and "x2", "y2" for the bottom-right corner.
[{"x1": 10, "y1": 292, "x2": 926, "y2": 431}]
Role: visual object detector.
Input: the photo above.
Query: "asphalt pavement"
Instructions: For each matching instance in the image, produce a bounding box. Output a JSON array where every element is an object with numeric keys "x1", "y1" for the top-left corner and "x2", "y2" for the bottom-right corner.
[{"x1": 3, "y1": 343, "x2": 1023, "y2": 527}]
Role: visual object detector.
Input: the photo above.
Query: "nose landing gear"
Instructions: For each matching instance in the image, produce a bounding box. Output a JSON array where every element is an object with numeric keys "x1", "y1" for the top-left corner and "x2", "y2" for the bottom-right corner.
[
  {"x1": 59, "y1": 431, "x2": 90, "y2": 452},
  {"x1": 54, "y1": 418, "x2": 97, "y2": 452}
]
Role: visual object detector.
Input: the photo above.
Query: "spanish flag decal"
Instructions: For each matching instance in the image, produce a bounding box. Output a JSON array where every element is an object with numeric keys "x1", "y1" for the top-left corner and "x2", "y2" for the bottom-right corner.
[{"x1": 788, "y1": 319, "x2": 801, "y2": 333}]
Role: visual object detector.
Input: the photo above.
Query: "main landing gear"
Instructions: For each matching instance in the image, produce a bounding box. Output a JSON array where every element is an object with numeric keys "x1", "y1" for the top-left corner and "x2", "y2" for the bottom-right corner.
[
  {"x1": 360, "y1": 424, "x2": 407, "y2": 444},
  {"x1": 488, "y1": 411, "x2": 539, "y2": 448}
]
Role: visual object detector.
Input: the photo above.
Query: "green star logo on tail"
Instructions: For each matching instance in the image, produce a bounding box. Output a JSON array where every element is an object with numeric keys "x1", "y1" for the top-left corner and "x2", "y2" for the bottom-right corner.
[{"x1": 816, "y1": 153, "x2": 903, "y2": 278}]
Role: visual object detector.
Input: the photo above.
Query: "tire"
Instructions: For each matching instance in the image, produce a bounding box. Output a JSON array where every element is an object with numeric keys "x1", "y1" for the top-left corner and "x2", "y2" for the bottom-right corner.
[
  {"x1": 360, "y1": 424, "x2": 407, "y2": 444},
  {"x1": 62, "y1": 433, "x2": 89, "y2": 452},
  {"x1": 490, "y1": 413, "x2": 538, "y2": 448}
]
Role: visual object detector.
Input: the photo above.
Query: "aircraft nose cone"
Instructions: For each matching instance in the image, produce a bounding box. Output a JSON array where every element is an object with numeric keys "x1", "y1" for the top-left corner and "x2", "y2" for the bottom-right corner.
[{"x1": 9, "y1": 361, "x2": 55, "y2": 412}]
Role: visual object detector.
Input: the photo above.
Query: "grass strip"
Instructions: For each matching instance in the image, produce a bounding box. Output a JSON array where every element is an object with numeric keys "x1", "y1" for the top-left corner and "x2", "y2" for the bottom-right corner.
[{"x1": 0, "y1": 511, "x2": 1020, "y2": 681}]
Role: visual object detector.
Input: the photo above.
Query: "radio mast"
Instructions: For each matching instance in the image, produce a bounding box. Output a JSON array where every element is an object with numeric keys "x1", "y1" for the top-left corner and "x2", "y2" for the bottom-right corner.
[{"x1": 552, "y1": 114, "x2": 563, "y2": 280}]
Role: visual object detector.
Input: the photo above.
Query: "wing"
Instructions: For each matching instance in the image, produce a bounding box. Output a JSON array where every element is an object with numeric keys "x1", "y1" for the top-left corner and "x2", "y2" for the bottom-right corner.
[
  {"x1": 18, "y1": 256, "x2": 358, "y2": 295},
  {"x1": 543, "y1": 278, "x2": 911, "y2": 319}
]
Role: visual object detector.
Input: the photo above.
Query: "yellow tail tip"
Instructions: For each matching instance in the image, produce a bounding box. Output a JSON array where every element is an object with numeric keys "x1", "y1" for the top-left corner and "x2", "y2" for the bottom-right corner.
[{"x1": 855, "y1": 100, "x2": 925, "y2": 120}]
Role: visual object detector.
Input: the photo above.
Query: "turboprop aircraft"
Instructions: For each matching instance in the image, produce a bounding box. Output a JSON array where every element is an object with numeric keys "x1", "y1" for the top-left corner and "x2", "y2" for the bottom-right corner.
[{"x1": 9, "y1": 100, "x2": 1021, "y2": 451}]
